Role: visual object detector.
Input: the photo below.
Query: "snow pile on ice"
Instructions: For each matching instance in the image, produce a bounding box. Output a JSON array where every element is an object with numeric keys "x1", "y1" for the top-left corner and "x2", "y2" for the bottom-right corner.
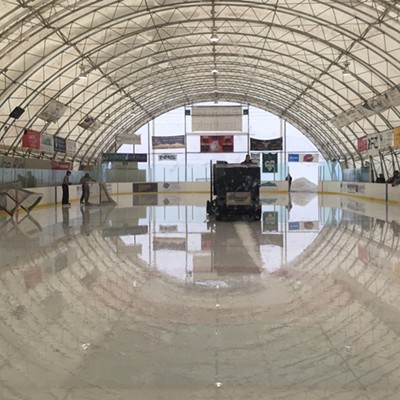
[{"x1": 291, "y1": 177, "x2": 318, "y2": 193}]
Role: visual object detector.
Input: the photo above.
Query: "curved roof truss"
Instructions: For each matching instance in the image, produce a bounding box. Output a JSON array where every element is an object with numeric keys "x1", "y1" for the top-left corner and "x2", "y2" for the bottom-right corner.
[{"x1": 1, "y1": 0, "x2": 400, "y2": 165}]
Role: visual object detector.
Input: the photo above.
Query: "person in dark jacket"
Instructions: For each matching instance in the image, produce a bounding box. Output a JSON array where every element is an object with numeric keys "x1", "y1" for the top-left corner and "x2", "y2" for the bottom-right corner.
[
  {"x1": 80, "y1": 173, "x2": 96, "y2": 205},
  {"x1": 376, "y1": 173, "x2": 385, "y2": 183},
  {"x1": 285, "y1": 173, "x2": 293, "y2": 191},
  {"x1": 62, "y1": 170, "x2": 71, "y2": 206}
]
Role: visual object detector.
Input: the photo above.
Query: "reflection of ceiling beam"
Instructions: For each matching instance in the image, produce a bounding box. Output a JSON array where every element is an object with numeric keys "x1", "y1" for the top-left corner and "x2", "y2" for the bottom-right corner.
[{"x1": 335, "y1": 267, "x2": 400, "y2": 335}]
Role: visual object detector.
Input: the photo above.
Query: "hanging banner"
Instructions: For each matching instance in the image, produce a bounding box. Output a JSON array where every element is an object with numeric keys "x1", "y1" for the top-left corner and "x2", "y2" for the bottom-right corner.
[
  {"x1": 79, "y1": 116, "x2": 101, "y2": 132},
  {"x1": 54, "y1": 136, "x2": 66, "y2": 153},
  {"x1": 262, "y1": 153, "x2": 278, "y2": 173},
  {"x1": 301, "y1": 153, "x2": 319, "y2": 162},
  {"x1": 366, "y1": 130, "x2": 393, "y2": 155},
  {"x1": 22, "y1": 129, "x2": 40, "y2": 149},
  {"x1": 152, "y1": 135, "x2": 185, "y2": 149},
  {"x1": 200, "y1": 135, "x2": 234, "y2": 152},
  {"x1": 102, "y1": 153, "x2": 147, "y2": 162},
  {"x1": 37, "y1": 100, "x2": 67, "y2": 123},
  {"x1": 288, "y1": 153, "x2": 300, "y2": 162},
  {"x1": 40, "y1": 134, "x2": 54, "y2": 153},
  {"x1": 116, "y1": 134, "x2": 141, "y2": 145},
  {"x1": 357, "y1": 136, "x2": 368, "y2": 152},
  {"x1": 251, "y1": 137, "x2": 282, "y2": 151},
  {"x1": 51, "y1": 161, "x2": 71, "y2": 170},
  {"x1": 159, "y1": 154, "x2": 177, "y2": 161},
  {"x1": 192, "y1": 106, "x2": 243, "y2": 132},
  {"x1": 66, "y1": 139, "x2": 76, "y2": 155}
]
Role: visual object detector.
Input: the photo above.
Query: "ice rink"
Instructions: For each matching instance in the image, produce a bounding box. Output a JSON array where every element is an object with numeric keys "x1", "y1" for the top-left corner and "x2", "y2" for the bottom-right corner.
[{"x1": 0, "y1": 192, "x2": 400, "y2": 400}]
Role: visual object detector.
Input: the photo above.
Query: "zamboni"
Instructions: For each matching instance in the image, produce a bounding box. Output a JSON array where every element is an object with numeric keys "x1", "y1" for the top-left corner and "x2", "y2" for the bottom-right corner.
[{"x1": 206, "y1": 161, "x2": 261, "y2": 220}]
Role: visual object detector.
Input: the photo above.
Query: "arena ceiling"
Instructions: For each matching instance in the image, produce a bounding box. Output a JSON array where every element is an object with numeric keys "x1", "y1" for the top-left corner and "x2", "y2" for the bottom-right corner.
[{"x1": 1, "y1": 0, "x2": 400, "y2": 166}]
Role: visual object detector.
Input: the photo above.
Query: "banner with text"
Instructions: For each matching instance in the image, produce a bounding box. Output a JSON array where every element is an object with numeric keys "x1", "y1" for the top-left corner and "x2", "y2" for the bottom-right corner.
[
  {"x1": 152, "y1": 135, "x2": 185, "y2": 149},
  {"x1": 251, "y1": 137, "x2": 282, "y2": 151},
  {"x1": 192, "y1": 106, "x2": 242, "y2": 132},
  {"x1": 356, "y1": 130, "x2": 394, "y2": 155},
  {"x1": 37, "y1": 100, "x2": 67, "y2": 123},
  {"x1": 200, "y1": 135, "x2": 234, "y2": 153},
  {"x1": 102, "y1": 153, "x2": 147, "y2": 162},
  {"x1": 262, "y1": 153, "x2": 278, "y2": 173},
  {"x1": 22, "y1": 129, "x2": 40, "y2": 149},
  {"x1": 40, "y1": 134, "x2": 54, "y2": 153},
  {"x1": 288, "y1": 153, "x2": 319, "y2": 162}
]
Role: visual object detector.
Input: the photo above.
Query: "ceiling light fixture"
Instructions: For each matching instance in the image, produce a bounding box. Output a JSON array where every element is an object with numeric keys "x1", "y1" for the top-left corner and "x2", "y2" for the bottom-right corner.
[
  {"x1": 78, "y1": 64, "x2": 87, "y2": 79},
  {"x1": 210, "y1": 31, "x2": 219, "y2": 44},
  {"x1": 342, "y1": 61, "x2": 351, "y2": 77},
  {"x1": 211, "y1": 69, "x2": 218, "y2": 75}
]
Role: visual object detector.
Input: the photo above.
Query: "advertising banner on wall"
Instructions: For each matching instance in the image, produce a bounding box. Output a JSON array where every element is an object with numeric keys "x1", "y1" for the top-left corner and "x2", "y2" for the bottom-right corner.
[
  {"x1": 250, "y1": 137, "x2": 282, "y2": 151},
  {"x1": 54, "y1": 136, "x2": 66, "y2": 153},
  {"x1": 37, "y1": 100, "x2": 67, "y2": 123},
  {"x1": 79, "y1": 116, "x2": 101, "y2": 132},
  {"x1": 357, "y1": 136, "x2": 368, "y2": 152},
  {"x1": 40, "y1": 134, "x2": 54, "y2": 153},
  {"x1": 200, "y1": 135, "x2": 234, "y2": 152},
  {"x1": 288, "y1": 153, "x2": 319, "y2": 162},
  {"x1": 22, "y1": 129, "x2": 40, "y2": 149},
  {"x1": 102, "y1": 153, "x2": 147, "y2": 162},
  {"x1": 357, "y1": 130, "x2": 394, "y2": 155},
  {"x1": 192, "y1": 106, "x2": 243, "y2": 132},
  {"x1": 66, "y1": 139, "x2": 76, "y2": 155},
  {"x1": 51, "y1": 161, "x2": 71, "y2": 170},
  {"x1": 262, "y1": 153, "x2": 278, "y2": 173},
  {"x1": 158, "y1": 154, "x2": 177, "y2": 161},
  {"x1": 116, "y1": 134, "x2": 141, "y2": 145},
  {"x1": 152, "y1": 135, "x2": 185, "y2": 149}
]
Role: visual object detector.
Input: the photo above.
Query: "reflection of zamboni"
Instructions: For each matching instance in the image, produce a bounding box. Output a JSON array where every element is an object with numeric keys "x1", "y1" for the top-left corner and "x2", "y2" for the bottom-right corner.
[{"x1": 206, "y1": 161, "x2": 261, "y2": 220}]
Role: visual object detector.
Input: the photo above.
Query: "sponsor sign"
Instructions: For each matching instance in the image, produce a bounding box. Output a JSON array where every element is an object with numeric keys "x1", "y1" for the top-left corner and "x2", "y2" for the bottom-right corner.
[
  {"x1": 40, "y1": 134, "x2": 54, "y2": 153},
  {"x1": 79, "y1": 116, "x2": 102, "y2": 132},
  {"x1": 54, "y1": 136, "x2": 66, "y2": 153},
  {"x1": 192, "y1": 105, "x2": 243, "y2": 132},
  {"x1": 302, "y1": 153, "x2": 318, "y2": 162},
  {"x1": 132, "y1": 183, "x2": 158, "y2": 193},
  {"x1": 200, "y1": 135, "x2": 233, "y2": 153},
  {"x1": 116, "y1": 134, "x2": 141, "y2": 145},
  {"x1": 250, "y1": 137, "x2": 282, "y2": 151},
  {"x1": 159, "y1": 154, "x2": 177, "y2": 161},
  {"x1": 51, "y1": 161, "x2": 71, "y2": 170},
  {"x1": 152, "y1": 135, "x2": 185, "y2": 149},
  {"x1": 357, "y1": 136, "x2": 368, "y2": 152},
  {"x1": 22, "y1": 129, "x2": 40, "y2": 149},
  {"x1": 37, "y1": 100, "x2": 67, "y2": 123},
  {"x1": 288, "y1": 153, "x2": 300, "y2": 162},
  {"x1": 66, "y1": 139, "x2": 76, "y2": 155},
  {"x1": 102, "y1": 153, "x2": 147, "y2": 162},
  {"x1": 362, "y1": 130, "x2": 393, "y2": 155},
  {"x1": 262, "y1": 153, "x2": 278, "y2": 173}
]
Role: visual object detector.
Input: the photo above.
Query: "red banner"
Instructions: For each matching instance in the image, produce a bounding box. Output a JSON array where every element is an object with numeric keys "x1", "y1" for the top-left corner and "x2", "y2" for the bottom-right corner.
[
  {"x1": 200, "y1": 135, "x2": 234, "y2": 153},
  {"x1": 22, "y1": 129, "x2": 40, "y2": 149},
  {"x1": 357, "y1": 136, "x2": 367, "y2": 152},
  {"x1": 51, "y1": 161, "x2": 71, "y2": 170}
]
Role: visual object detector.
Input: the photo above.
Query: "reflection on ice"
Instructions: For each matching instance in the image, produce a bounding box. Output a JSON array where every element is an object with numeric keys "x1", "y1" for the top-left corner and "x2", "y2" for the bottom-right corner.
[{"x1": 1, "y1": 192, "x2": 400, "y2": 399}]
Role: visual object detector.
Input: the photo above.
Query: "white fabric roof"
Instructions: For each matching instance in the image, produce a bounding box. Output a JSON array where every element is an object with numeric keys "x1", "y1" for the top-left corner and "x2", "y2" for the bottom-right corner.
[{"x1": 1, "y1": 0, "x2": 400, "y2": 165}]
